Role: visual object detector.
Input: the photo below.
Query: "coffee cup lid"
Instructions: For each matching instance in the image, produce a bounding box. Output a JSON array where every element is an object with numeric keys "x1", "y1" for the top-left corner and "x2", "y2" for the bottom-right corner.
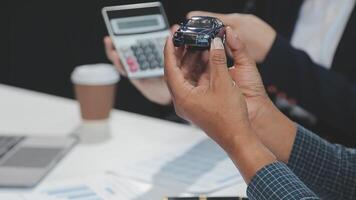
[{"x1": 71, "y1": 64, "x2": 120, "y2": 85}]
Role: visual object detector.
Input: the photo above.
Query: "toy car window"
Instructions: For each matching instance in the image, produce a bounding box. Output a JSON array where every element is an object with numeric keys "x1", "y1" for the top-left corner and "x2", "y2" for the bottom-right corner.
[{"x1": 187, "y1": 19, "x2": 212, "y2": 28}]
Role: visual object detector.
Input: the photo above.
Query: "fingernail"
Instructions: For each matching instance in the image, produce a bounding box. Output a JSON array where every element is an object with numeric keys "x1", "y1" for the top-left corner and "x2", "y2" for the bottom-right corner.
[{"x1": 212, "y1": 37, "x2": 224, "y2": 50}]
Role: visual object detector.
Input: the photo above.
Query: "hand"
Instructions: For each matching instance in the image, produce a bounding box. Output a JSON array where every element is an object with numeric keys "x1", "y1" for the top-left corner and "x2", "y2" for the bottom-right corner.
[
  {"x1": 187, "y1": 11, "x2": 276, "y2": 63},
  {"x1": 164, "y1": 32, "x2": 251, "y2": 147},
  {"x1": 164, "y1": 27, "x2": 276, "y2": 183},
  {"x1": 225, "y1": 28, "x2": 297, "y2": 163},
  {"x1": 103, "y1": 26, "x2": 180, "y2": 105}
]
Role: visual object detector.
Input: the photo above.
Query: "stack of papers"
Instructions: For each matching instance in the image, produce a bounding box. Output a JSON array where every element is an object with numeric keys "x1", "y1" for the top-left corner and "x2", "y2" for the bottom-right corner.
[{"x1": 116, "y1": 138, "x2": 243, "y2": 194}]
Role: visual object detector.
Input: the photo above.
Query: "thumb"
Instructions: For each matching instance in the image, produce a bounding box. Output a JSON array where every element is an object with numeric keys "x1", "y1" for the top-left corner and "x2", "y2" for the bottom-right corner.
[
  {"x1": 209, "y1": 37, "x2": 231, "y2": 89},
  {"x1": 226, "y1": 27, "x2": 255, "y2": 69},
  {"x1": 226, "y1": 27, "x2": 265, "y2": 96}
]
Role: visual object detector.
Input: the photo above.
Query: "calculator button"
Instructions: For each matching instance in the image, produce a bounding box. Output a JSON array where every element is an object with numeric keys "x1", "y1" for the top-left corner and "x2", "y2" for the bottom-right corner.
[
  {"x1": 139, "y1": 41, "x2": 149, "y2": 48},
  {"x1": 152, "y1": 48, "x2": 159, "y2": 55},
  {"x1": 126, "y1": 57, "x2": 139, "y2": 72},
  {"x1": 147, "y1": 54, "x2": 156, "y2": 62},
  {"x1": 139, "y1": 47, "x2": 145, "y2": 54},
  {"x1": 137, "y1": 55, "x2": 147, "y2": 63},
  {"x1": 144, "y1": 48, "x2": 153, "y2": 55},
  {"x1": 148, "y1": 42, "x2": 156, "y2": 49},
  {"x1": 131, "y1": 46, "x2": 138, "y2": 51},
  {"x1": 140, "y1": 62, "x2": 150, "y2": 71},
  {"x1": 150, "y1": 60, "x2": 159, "y2": 69},
  {"x1": 132, "y1": 46, "x2": 143, "y2": 56}
]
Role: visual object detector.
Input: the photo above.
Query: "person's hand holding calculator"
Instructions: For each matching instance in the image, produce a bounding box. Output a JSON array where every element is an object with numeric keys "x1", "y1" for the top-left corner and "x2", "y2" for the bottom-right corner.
[
  {"x1": 102, "y1": 2, "x2": 173, "y2": 105},
  {"x1": 104, "y1": 36, "x2": 171, "y2": 105}
]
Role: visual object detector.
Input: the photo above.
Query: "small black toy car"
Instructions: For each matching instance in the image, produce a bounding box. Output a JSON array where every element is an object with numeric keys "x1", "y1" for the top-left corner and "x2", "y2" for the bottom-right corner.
[{"x1": 173, "y1": 16, "x2": 225, "y2": 49}]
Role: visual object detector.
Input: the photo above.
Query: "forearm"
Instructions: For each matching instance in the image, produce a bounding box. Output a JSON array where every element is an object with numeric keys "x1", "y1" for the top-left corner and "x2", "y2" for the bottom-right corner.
[
  {"x1": 251, "y1": 100, "x2": 356, "y2": 198},
  {"x1": 222, "y1": 118, "x2": 320, "y2": 200},
  {"x1": 251, "y1": 98, "x2": 297, "y2": 163}
]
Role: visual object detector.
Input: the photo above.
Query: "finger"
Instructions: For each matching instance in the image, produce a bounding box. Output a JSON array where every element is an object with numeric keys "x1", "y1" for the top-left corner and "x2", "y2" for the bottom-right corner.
[
  {"x1": 103, "y1": 36, "x2": 128, "y2": 76},
  {"x1": 104, "y1": 36, "x2": 115, "y2": 60},
  {"x1": 114, "y1": 60, "x2": 128, "y2": 76},
  {"x1": 164, "y1": 35, "x2": 189, "y2": 98},
  {"x1": 209, "y1": 37, "x2": 231, "y2": 88},
  {"x1": 226, "y1": 27, "x2": 264, "y2": 94},
  {"x1": 170, "y1": 24, "x2": 180, "y2": 33},
  {"x1": 226, "y1": 27, "x2": 255, "y2": 67},
  {"x1": 175, "y1": 46, "x2": 185, "y2": 65}
]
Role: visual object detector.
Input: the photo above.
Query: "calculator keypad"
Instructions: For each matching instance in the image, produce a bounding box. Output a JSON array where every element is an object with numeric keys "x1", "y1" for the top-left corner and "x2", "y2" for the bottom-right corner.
[{"x1": 122, "y1": 38, "x2": 165, "y2": 73}]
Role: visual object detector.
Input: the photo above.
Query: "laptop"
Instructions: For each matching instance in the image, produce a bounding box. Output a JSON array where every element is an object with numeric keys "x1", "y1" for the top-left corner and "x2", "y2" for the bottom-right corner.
[{"x1": 0, "y1": 135, "x2": 77, "y2": 188}]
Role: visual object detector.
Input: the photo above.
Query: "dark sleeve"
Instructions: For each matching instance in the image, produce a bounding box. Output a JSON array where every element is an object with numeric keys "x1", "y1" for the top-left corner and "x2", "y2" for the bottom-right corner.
[
  {"x1": 259, "y1": 35, "x2": 356, "y2": 137},
  {"x1": 247, "y1": 162, "x2": 319, "y2": 200},
  {"x1": 287, "y1": 125, "x2": 356, "y2": 199}
]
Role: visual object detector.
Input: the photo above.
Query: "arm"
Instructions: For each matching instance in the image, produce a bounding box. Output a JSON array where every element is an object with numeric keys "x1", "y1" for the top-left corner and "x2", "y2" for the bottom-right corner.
[
  {"x1": 247, "y1": 162, "x2": 319, "y2": 200},
  {"x1": 164, "y1": 28, "x2": 320, "y2": 199},
  {"x1": 251, "y1": 96, "x2": 356, "y2": 199},
  {"x1": 259, "y1": 35, "x2": 356, "y2": 138},
  {"x1": 287, "y1": 125, "x2": 356, "y2": 199},
  {"x1": 187, "y1": 11, "x2": 356, "y2": 140}
]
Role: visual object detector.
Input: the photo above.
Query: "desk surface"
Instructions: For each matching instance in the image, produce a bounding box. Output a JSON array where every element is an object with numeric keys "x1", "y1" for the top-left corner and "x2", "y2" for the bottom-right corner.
[{"x1": 0, "y1": 84, "x2": 247, "y2": 198}]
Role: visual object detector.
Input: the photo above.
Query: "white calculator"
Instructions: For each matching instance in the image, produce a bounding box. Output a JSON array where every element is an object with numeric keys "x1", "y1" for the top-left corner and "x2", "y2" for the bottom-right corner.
[{"x1": 102, "y1": 2, "x2": 170, "y2": 79}]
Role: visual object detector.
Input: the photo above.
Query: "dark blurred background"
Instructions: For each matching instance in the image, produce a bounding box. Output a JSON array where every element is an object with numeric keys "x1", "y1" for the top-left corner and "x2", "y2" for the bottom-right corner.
[{"x1": 2, "y1": 0, "x2": 249, "y2": 118}]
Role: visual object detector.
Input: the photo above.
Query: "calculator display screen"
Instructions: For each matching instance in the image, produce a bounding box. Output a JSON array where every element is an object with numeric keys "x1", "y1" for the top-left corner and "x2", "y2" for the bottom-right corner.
[
  {"x1": 106, "y1": 5, "x2": 169, "y2": 35},
  {"x1": 117, "y1": 18, "x2": 159, "y2": 30}
]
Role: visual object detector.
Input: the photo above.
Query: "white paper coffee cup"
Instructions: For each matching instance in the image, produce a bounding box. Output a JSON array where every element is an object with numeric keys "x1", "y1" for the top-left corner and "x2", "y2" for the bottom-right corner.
[{"x1": 71, "y1": 64, "x2": 120, "y2": 121}]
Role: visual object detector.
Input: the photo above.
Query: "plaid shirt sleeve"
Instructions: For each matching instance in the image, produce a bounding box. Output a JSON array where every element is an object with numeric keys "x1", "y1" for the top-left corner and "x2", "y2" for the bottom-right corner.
[
  {"x1": 247, "y1": 161, "x2": 319, "y2": 199},
  {"x1": 287, "y1": 125, "x2": 356, "y2": 199}
]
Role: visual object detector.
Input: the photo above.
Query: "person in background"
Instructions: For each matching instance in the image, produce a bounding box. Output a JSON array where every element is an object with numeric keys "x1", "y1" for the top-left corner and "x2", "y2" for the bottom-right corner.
[
  {"x1": 164, "y1": 27, "x2": 356, "y2": 200},
  {"x1": 105, "y1": 0, "x2": 356, "y2": 147},
  {"x1": 188, "y1": 0, "x2": 356, "y2": 147}
]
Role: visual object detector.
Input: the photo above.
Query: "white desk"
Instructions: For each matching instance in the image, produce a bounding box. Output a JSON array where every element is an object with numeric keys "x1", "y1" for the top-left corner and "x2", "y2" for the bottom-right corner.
[{"x1": 0, "y1": 84, "x2": 247, "y2": 198}]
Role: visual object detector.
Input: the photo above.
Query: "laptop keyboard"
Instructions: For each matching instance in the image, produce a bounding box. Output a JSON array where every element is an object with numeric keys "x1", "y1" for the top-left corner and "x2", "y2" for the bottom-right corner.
[{"x1": 0, "y1": 136, "x2": 24, "y2": 158}]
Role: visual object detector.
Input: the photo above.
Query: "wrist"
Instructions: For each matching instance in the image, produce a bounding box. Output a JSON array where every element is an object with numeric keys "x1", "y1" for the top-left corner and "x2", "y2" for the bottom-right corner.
[
  {"x1": 249, "y1": 97, "x2": 275, "y2": 127},
  {"x1": 226, "y1": 128, "x2": 277, "y2": 183},
  {"x1": 217, "y1": 122, "x2": 254, "y2": 155}
]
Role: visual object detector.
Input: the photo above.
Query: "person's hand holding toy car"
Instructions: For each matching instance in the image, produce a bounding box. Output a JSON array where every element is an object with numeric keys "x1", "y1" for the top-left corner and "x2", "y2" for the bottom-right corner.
[
  {"x1": 164, "y1": 27, "x2": 279, "y2": 182},
  {"x1": 187, "y1": 11, "x2": 276, "y2": 63}
]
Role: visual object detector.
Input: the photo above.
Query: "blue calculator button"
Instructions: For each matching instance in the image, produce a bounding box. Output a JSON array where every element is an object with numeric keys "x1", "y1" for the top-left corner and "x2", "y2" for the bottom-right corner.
[
  {"x1": 137, "y1": 55, "x2": 147, "y2": 63},
  {"x1": 150, "y1": 60, "x2": 159, "y2": 69},
  {"x1": 140, "y1": 62, "x2": 150, "y2": 70}
]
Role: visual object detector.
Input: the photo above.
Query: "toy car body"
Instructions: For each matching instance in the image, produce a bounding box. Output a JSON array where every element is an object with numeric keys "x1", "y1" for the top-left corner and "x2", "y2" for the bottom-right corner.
[{"x1": 173, "y1": 16, "x2": 225, "y2": 49}]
